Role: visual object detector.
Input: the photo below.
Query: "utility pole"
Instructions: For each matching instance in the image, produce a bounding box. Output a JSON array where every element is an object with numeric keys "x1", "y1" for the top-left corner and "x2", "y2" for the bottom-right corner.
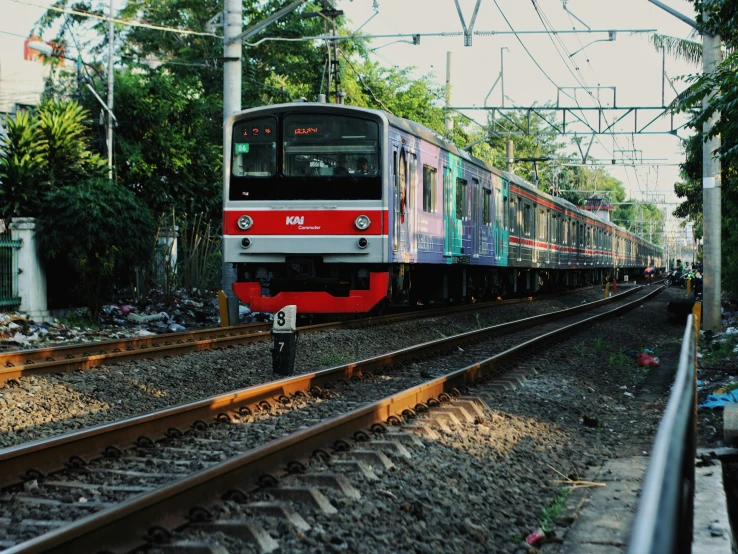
[
  {"x1": 107, "y1": 0, "x2": 114, "y2": 178},
  {"x1": 222, "y1": 0, "x2": 243, "y2": 326},
  {"x1": 506, "y1": 140, "x2": 514, "y2": 173},
  {"x1": 648, "y1": 0, "x2": 722, "y2": 330},
  {"x1": 501, "y1": 46, "x2": 506, "y2": 108},
  {"x1": 445, "y1": 51, "x2": 453, "y2": 138},
  {"x1": 702, "y1": 32, "x2": 722, "y2": 330}
]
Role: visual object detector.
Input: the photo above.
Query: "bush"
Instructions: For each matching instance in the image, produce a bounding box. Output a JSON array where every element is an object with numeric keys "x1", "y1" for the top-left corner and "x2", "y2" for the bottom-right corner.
[{"x1": 37, "y1": 178, "x2": 156, "y2": 318}]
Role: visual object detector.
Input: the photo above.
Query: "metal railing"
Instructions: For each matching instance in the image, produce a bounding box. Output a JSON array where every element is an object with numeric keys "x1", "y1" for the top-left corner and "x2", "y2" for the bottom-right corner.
[
  {"x1": 0, "y1": 229, "x2": 21, "y2": 309},
  {"x1": 628, "y1": 315, "x2": 697, "y2": 554}
]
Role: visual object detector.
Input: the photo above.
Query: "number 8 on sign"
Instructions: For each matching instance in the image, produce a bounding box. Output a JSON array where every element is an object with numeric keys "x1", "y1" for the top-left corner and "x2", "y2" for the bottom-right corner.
[{"x1": 272, "y1": 305, "x2": 297, "y2": 333}]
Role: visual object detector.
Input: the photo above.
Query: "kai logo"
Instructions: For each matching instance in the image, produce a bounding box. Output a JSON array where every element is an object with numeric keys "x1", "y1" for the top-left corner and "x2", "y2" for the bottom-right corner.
[{"x1": 285, "y1": 216, "x2": 305, "y2": 225}]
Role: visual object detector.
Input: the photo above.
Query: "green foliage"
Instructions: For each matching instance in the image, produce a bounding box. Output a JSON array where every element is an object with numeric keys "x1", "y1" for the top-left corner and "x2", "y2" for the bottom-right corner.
[
  {"x1": 0, "y1": 101, "x2": 106, "y2": 218},
  {"x1": 608, "y1": 350, "x2": 632, "y2": 370},
  {"x1": 37, "y1": 178, "x2": 156, "y2": 318},
  {"x1": 0, "y1": 110, "x2": 47, "y2": 218},
  {"x1": 664, "y1": 0, "x2": 738, "y2": 290},
  {"x1": 539, "y1": 487, "x2": 571, "y2": 533},
  {"x1": 703, "y1": 338, "x2": 736, "y2": 364},
  {"x1": 58, "y1": 307, "x2": 98, "y2": 330},
  {"x1": 114, "y1": 69, "x2": 222, "y2": 217}
]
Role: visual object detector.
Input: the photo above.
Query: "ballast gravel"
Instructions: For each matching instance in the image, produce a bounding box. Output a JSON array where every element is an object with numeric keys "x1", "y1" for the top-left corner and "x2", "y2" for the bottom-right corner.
[
  {"x1": 142, "y1": 286, "x2": 685, "y2": 554},
  {"x1": 0, "y1": 288, "x2": 606, "y2": 448}
]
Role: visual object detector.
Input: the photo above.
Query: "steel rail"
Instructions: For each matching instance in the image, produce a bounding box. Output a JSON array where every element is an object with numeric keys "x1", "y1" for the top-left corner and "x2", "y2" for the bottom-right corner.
[
  {"x1": 0, "y1": 286, "x2": 638, "y2": 490},
  {"x1": 0, "y1": 299, "x2": 528, "y2": 384},
  {"x1": 627, "y1": 315, "x2": 697, "y2": 554},
  {"x1": 0, "y1": 288, "x2": 595, "y2": 384},
  {"x1": 2, "y1": 286, "x2": 663, "y2": 554}
]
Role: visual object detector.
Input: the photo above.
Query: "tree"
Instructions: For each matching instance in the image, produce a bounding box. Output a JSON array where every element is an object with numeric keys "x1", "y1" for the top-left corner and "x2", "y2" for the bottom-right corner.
[
  {"x1": 37, "y1": 178, "x2": 156, "y2": 318},
  {"x1": 0, "y1": 101, "x2": 106, "y2": 218},
  {"x1": 0, "y1": 111, "x2": 47, "y2": 218},
  {"x1": 114, "y1": 69, "x2": 222, "y2": 217}
]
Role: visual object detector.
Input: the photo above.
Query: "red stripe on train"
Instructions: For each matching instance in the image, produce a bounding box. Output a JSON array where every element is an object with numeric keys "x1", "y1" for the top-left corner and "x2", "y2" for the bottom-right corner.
[{"x1": 224, "y1": 209, "x2": 388, "y2": 236}]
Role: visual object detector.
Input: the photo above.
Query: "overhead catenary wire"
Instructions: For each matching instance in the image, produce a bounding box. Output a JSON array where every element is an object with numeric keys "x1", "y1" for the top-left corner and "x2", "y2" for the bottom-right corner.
[{"x1": 6, "y1": 0, "x2": 221, "y2": 38}]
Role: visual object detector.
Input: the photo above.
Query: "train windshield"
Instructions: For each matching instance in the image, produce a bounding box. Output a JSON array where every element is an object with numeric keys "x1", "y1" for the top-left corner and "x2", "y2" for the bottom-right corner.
[
  {"x1": 282, "y1": 114, "x2": 379, "y2": 178},
  {"x1": 229, "y1": 112, "x2": 382, "y2": 201},
  {"x1": 232, "y1": 116, "x2": 277, "y2": 177}
]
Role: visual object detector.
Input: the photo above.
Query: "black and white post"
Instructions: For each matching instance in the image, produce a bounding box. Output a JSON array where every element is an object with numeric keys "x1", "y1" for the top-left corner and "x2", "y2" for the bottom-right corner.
[{"x1": 271, "y1": 305, "x2": 298, "y2": 375}]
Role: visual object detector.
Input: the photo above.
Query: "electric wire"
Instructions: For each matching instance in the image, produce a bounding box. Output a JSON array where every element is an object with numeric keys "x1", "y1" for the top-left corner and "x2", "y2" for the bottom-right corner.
[{"x1": 6, "y1": 0, "x2": 221, "y2": 38}]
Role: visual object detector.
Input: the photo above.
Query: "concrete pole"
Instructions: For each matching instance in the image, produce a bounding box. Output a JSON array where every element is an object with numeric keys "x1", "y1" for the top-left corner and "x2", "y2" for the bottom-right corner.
[
  {"x1": 702, "y1": 33, "x2": 722, "y2": 331},
  {"x1": 107, "y1": 0, "x2": 114, "y2": 178},
  {"x1": 445, "y1": 51, "x2": 453, "y2": 138},
  {"x1": 501, "y1": 47, "x2": 506, "y2": 108},
  {"x1": 222, "y1": 0, "x2": 243, "y2": 325},
  {"x1": 506, "y1": 140, "x2": 514, "y2": 173}
]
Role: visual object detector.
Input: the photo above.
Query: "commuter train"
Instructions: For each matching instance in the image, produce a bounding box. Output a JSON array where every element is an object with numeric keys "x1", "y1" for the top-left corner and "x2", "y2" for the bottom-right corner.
[{"x1": 223, "y1": 103, "x2": 662, "y2": 314}]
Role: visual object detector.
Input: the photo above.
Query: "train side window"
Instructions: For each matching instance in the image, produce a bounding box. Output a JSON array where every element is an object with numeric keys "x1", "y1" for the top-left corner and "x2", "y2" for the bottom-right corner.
[
  {"x1": 502, "y1": 195, "x2": 508, "y2": 229},
  {"x1": 551, "y1": 214, "x2": 557, "y2": 243},
  {"x1": 408, "y1": 154, "x2": 417, "y2": 211},
  {"x1": 538, "y1": 210, "x2": 546, "y2": 241},
  {"x1": 456, "y1": 178, "x2": 467, "y2": 220},
  {"x1": 422, "y1": 165, "x2": 437, "y2": 213},
  {"x1": 483, "y1": 189, "x2": 492, "y2": 225},
  {"x1": 523, "y1": 204, "x2": 532, "y2": 237},
  {"x1": 471, "y1": 178, "x2": 479, "y2": 220}
]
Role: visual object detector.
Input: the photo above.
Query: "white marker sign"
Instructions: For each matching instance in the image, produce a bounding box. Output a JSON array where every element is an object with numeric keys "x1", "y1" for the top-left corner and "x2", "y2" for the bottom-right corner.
[{"x1": 273, "y1": 305, "x2": 297, "y2": 333}]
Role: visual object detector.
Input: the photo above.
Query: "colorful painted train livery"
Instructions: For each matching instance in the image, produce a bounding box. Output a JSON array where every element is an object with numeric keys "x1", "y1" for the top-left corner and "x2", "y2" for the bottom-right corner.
[{"x1": 223, "y1": 103, "x2": 662, "y2": 314}]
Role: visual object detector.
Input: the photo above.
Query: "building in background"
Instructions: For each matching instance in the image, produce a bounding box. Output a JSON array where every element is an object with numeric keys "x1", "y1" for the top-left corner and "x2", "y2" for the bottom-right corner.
[{"x1": 0, "y1": 35, "x2": 55, "y2": 118}]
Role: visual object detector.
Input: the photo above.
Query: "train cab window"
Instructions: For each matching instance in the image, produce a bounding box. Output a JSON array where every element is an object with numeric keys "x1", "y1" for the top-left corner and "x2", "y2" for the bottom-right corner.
[
  {"x1": 232, "y1": 116, "x2": 277, "y2": 177},
  {"x1": 422, "y1": 165, "x2": 437, "y2": 213},
  {"x1": 282, "y1": 114, "x2": 379, "y2": 177},
  {"x1": 483, "y1": 189, "x2": 492, "y2": 225},
  {"x1": 456, "y1": 178, "x2": 467, "y2": 220}
]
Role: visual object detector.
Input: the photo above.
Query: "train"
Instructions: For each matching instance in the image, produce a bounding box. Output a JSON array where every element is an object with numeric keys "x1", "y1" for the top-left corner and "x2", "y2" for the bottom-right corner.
[{"x1": 223, "y1": 102, "x2": 662, "y2": 314}]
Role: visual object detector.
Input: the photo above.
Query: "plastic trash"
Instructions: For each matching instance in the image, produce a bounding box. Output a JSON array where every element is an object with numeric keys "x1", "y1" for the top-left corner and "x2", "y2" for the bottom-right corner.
[
  {"x1": 127, "y1": 312, "x2": 168, "y2": 324},
  {"x1": 526, "y1": 529, "x2": 546, "y2": 546},
  {"x1": 699, "y1": 391, "x2": 738, "y2": 409},
  {"x1": 643, "y1": 348, "x2": 655, "y2": 355},
  {"x1": 169, "y1": 324, "x2": 186, "y2": 332},
  {"x1": 726, "y1": 327, "x2": 738, "y2": 335},
  {"x1": 636, "y1": 353, "x2": 660, "y2": 367},
  {"x1": 135, "y1": 329, "x2": 156, "y2": 337}
]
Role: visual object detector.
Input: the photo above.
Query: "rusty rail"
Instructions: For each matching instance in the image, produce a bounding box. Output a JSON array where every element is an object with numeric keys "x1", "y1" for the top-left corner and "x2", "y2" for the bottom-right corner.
[
  {"x1": 0, "y1": 289, "x2": 588, "y2": 384},
  {"x1": 1, "y1": 286, "x2": 662, "y2": 554},
  {"x1": 0, "y1": 286, "x2": 641, "y2": 489}
]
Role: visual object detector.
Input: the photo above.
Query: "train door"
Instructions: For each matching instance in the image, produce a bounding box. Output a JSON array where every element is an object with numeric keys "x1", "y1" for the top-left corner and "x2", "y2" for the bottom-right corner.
[
  {"x1": 443, "y1": 165, "x2": 463, "y2": 257},
  {"x1": 392, "y1": 146, "x2": 409, "y2": 254},
  {"x1": 472, "y1": 178, "x2": 480, "y2": 258}
]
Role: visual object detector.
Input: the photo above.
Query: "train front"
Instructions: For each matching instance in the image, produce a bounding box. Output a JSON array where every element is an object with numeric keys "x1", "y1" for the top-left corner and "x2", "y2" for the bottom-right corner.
[{"x1": 223, "y1": 104, "x2": 390, "y2": 314}]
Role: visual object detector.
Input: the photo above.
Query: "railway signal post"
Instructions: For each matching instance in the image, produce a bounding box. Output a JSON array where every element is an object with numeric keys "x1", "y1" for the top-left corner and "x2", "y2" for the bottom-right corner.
[{"x1": 271, "y1": 305, "x2": 299, "y2": 375}]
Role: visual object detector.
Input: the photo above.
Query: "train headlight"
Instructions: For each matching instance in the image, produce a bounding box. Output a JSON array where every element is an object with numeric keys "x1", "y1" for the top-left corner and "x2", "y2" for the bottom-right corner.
[
  {"x1": 237, "y1": 215, "x2": 253, "y2": 230},
  {"x1": 354, "y1": 215, "x2": 371, "y2": 230}
]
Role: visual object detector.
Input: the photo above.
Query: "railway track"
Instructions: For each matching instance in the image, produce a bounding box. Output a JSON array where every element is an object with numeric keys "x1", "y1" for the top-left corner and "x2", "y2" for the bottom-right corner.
[
  {"x1": 0, "y1": 285, "x2": 661, "y2": 553},
  {"x1": 0, "y1": 286, "x2": 598, "y2": 385}
]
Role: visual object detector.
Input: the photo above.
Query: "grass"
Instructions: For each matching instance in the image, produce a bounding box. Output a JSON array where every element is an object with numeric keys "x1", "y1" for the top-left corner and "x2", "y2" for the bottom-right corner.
[
  {"x1": 539, "y1": 487, "x2": 571, "y2": 533},
  {"x1": 703, "y1": 338, "x2": 736, "y2": 364},
  {"x1": 59, "y1": 308, "x2": 99, "y2": 330},
  {"x1": 592, "y1": 338, "x2": 611, "y2": 353},
  {"x1": 608, "y1": 349, "x2": 632, "y2": 370},
  {"x1": 316, "y1": 351, "x2": 355, "y2": 368},
  {"x1": 572, "y1": 341, "x2": 589, "y2": 358}
]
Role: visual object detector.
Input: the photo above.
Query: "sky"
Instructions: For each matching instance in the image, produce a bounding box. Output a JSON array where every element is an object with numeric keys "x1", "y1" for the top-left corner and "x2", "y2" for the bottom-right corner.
[{"x1": 0, "y1": 0, "x2": 702, "y2": 247}]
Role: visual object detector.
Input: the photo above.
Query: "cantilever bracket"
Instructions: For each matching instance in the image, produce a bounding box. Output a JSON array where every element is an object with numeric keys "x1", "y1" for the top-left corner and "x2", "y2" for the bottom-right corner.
[{"x1": 453, "y1": 0, "x2": 482, "y2": 47}]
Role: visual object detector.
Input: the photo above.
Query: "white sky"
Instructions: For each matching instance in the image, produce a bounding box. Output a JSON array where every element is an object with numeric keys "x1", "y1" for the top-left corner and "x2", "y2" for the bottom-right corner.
[{"x1": 1, "y1": 0, "x2": 701, "y2": 245}]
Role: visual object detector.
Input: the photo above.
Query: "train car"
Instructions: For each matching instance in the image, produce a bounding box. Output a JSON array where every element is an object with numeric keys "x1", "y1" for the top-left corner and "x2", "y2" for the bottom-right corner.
[{"x1": 223, "y1": 102, "x2": 661, "y2": 314}]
